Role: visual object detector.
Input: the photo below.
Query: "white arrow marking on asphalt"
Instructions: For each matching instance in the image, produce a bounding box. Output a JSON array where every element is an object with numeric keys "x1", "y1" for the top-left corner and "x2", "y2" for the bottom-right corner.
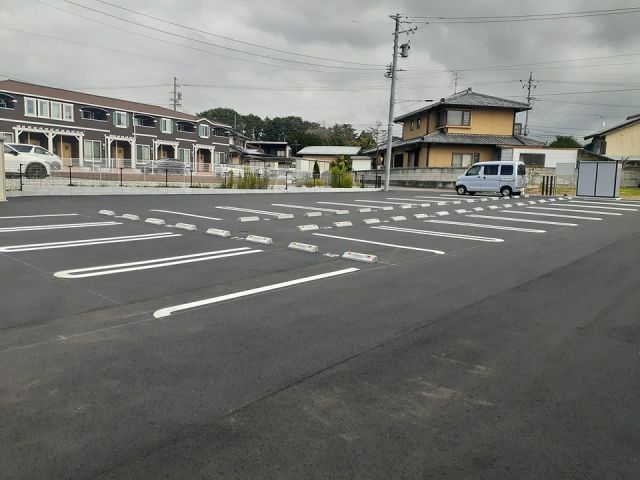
[{"x1": 153, "y1": 267, "x2": 360, "y2": 318}]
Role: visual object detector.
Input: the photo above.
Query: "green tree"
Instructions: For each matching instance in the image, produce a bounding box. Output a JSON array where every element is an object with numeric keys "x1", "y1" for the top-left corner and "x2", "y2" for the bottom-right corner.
[
  {"x1": 550, "y1": 136, "x2": 582, "y2": 148},
  {"x1": 313, "y1": 160, "x2": 320, "y2": 177}
]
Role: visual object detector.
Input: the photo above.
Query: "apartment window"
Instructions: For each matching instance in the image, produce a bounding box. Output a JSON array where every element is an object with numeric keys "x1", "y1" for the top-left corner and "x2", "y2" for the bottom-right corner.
[
  {"x1": 114, "y1": 111, "x2": 128, "y2": 128},
  {"x1": 37, "y1": 99, "x2": 50, "y2": 118},
  {"x1": 410, "y1": 120, "x2": 415, "y2": 131},
  {"x1": 63, "y1": 104, "x2": 74, "y2": 121},
  {"x1": 136, "y1": 144, "x2": 151, "y2": 163},
  {"x1": 417, "y1": 117, "x2": 421, "y2": 129},
  {"x1": 50, "y1": 102, "x2": 62, "y2": 120},
  {"x1": 0, "y1": 132, "x2": 13, "y2": 143},
  {"x1": 82, "y1": 107, "x2": 107, "y2": 121},
  {"x1": 0, "y1": 94, "x2": 15, "y2": 109},
  {"x1": 520, "y1": 153, "x2": 546, "y2": 167},
  {"x1": 437, "y1": 109, "x2": 471, "y2": 127},
  {"x1": 178, "y1": 148, "x2": 191, "y2": 166},
  {"x1": 134, "y1": 115, "x2": 155, "y2": 127},
  {"x1": 160, "y1": 118, "x2": 172, "y2": 133},
  {"x1": 83, "y1": 140, "x2": 102, "y2": 160},
  {"x1": 452, "y1": 152, "x2": 480, "y2": 167},
  {"x1": 198, "y1": 124, "x2": 210, "y2": 138},
  {"x1": 24, "y1": 97, "x2": 37, "y2": 116}
]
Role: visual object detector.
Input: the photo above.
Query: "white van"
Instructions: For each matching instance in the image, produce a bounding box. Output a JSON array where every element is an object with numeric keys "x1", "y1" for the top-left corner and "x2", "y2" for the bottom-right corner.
[
  {"x1": 3, "y1": 143, "x2": 52, "y2": 179},
  {"x1": 455, "y1": 161, "x2": 526, "y2": 196}
]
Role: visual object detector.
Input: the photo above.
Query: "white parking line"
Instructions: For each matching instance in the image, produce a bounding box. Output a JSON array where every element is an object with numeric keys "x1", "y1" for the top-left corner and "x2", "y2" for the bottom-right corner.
[
  {"x1": 0, "y1": 232, "x2": 182, "y2": 252},
  {"x1": 466, "y1": 215, "x2": 577, "y2": 226},
  {"x1": 414, "y1": 196, "x2": 474, "y2": 202},
  {"x1": 0, "y1": 221, "x2": 120, "y2": 233},
  {"x1": 312, "y1": 233, "x2": 446, "y2": 254},
  {"x1": 153, "y1": 267, "x2": 359, "y2": 318},
  {"x1": 566, "y1": 201, "x2": 638, "y2": 211},
  {"x1": 215, "y1": 206, "x2": 290, "y2": 217},
  {"x1": 272, "y1": 204, "x2": 347, "y2": 213},
  {"x1": 424, "y1": 219, "x2": 545, "y2": 233},
  {"x1": 354, "y1": 200, "x2": 414, "y2": 206},
  {"x1": 528, "y1": 206, "x2": 622, "y2": 216},
  {"x1": 577, "y1": 199, "x2": 640, "y2": 206},
  {"x1": 317, "y1": 201, "x2": 383, "y2": 209},
  {"x1": 149, "y1": 209, "x2": 222, "y2": 221},
  {"x1": 54, "y1": 248, "x2": 261, "y2": 279},
  {"x1": 0, "y1": 214, "x2": 78, "y2": 220},
  {"x1": 372, "y1": 225, "x2": 504, "y2": 242},
  {"x1": 506, "y1": 211, "x2": 602, "y2": 220}
]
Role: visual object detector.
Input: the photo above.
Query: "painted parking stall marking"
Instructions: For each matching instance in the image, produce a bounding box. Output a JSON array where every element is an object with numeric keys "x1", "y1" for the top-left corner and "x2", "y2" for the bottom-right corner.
[
  {"x1": 153, "y1": 267, "x2": 360, "y2": 318},
  {"x1": 312, "y1": 233, "x2": 446, "y2": 254},
  {"x1": 354, "y1": 200, "x2": 415, "y2": 207},
  {"x1": 272, "y1": 204, "x2": 348, "y2": 214},
  {"x1": 0, "y1": 214, "x2": 79, "y2": 220},
  {"x1": 316, "y1": 202, "x2": 384, "y2": 209},
  {"x1": 424, "y1": 219, "x2": 546, "y2": 233},
  {"x1": 507, "y1": 211, "x2": 602, "y2": 221},
  {"x1": 149, "y1": 209, "x2": 222, "y2": 221},
  {"x1": 528, "y1": 206, "x2": 622, "y2": 216},
  {"x1": 54, "y1": 247, "x2": 261, "y2": 279},
  {"x1": 0, "y1": 221, "x2": 120, "y2": 233},
  {"x1": 215, "y1": 206, "x2": 294, "y2": 218},
  {"x1": 466, "y1": 215, "x2": 578, "y2": 227},
  {"x1": 372, "y1": 225, "x2": 504, "y2": 243},
  {"x1": 565, "y1": 201, "x2": 638, "y2": 212},
  {"x1": 0, "y1": 232, "x2": 182, "y2": 253}
]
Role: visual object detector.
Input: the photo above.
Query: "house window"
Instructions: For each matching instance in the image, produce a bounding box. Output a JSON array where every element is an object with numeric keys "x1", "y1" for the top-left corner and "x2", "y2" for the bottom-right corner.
[
  {"x1": 437, "y1": 110, "x2": 471, "y2": 127},
  {"x1": 0, "y1": 94, "x2": 15, "y2": 109},
  {"x1": 514, "y1": 123, "x2": 523, "y2": 135},
  {"x1": 83, "y1": 140, "x2": 102, "y2": 161},
  {"x1": 63, "y1": 104, "x2": 74, "y2": 121},
  {"x1": 114, "y1": 111, "x2": 128, "y2": 128},
  {"x1": 215, "y1": 152, "x2": 226, "y2": 164},
  {"x1": 452, "y1": 152, "x2": 480, "y2": 167},
  {"x1": 0, "y1": 132, "x2": 13, "y2": 143},
  {"x1": 410, "y1": 120, "x2": 414, "y2": 131},
  {"x1": 417, "y1": 117, "x2": 421, "y2": 129},
  {"x1": 37, "y1": 99, "x2": 50, "y2": 118},
  {"x1": 520, "y1": 153, "x2": 546, "y2": 167},
  {"x1": 50, "y1": 102, "x2": 62, "y2": 120},
  {"x1": 136, "y1": 144, "x2": 151, "y2": 163},
  {"x1": 25, "y1": 97, "x2": 37, "y2": 116},
  {"x1": 198, "y1": 124, "x2": 210, "y2": 138},
  {"x1": 160, "y1": 118, "x2": 172, "y2": 133},
  {"x1": 393, "y1": 153, "x2": 404, "y2": 168},
  {"x1": 178, "y1": 148, "x2": 191, "y2": 166}
]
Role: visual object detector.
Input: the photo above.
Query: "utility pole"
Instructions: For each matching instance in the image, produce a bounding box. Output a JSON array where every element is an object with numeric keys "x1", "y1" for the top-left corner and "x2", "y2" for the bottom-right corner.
[
  {"x1": 170, "y1": 77, "x2": 182, "y2": 111},
  {"x1": 521, "y1": 72, "x2": 537, "y2": 136},
  {"x1": 383, "y1": 14, "x2": 402, "y2": 192}
]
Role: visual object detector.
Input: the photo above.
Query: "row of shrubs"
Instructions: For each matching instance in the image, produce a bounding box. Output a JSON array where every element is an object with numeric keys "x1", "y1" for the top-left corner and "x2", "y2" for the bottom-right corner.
[{"x1": 219, "y1": 168, "x2": 270, "y2": 189}]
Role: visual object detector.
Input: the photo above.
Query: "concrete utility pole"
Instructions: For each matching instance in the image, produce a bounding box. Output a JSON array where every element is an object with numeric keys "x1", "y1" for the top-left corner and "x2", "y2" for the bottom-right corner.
[
  {"x1": 170, "y1": 77, "x2": 182, "y2": 111},
  {"x1": 383, "y1": 14, "x2": 402, "y2": 192},
  {"x1": 521, "y1": 72, "x2": 537, "y2": 136}
]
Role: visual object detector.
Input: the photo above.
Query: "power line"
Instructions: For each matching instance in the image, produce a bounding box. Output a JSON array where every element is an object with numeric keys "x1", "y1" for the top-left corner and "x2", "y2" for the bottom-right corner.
[
  {"x1": 59, "y1": 0, "x2": 380, "y2": 71},
  {"x1": 407, "y1": 6, "x2": 640, "y2": 23},
  {"x1": 93, "y1": 0, "x2": 383, "y2": 66}
]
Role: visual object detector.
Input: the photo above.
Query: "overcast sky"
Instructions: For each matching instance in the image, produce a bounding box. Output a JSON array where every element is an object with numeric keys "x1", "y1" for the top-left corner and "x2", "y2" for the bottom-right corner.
[{"x1": 1, "y1": 0, "x2": 639, "y2": 141}]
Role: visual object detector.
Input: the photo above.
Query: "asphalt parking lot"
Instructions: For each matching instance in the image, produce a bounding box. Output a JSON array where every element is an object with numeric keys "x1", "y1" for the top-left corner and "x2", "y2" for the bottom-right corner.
[{"x1": 1, "y1": 190, "x2": 639, "y2": 479}]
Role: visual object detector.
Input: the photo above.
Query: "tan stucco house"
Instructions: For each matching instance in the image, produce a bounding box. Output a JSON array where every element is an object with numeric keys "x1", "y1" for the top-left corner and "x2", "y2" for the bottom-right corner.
[
  {"x1": 584, "y1": 114, "x2": 640, "y2": 161},
  {"x1": 365, "y1": 88, "x2": 545, "y2": 168}
]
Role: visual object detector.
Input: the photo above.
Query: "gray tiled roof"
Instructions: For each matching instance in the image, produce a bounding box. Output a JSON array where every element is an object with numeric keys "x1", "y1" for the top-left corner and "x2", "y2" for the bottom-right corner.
[
  {"x1": 395, "y1": 88, "x2": 530, "y2": 122},
  {"x1": 297, "y1": 146, "x2": 362, "y2": 155},
  {"x1": 584, "y1": 113, "x2": 640, "y2": 139},
  {"x1": 361, "y1": 132, "x2": 546, "y2": 154}
]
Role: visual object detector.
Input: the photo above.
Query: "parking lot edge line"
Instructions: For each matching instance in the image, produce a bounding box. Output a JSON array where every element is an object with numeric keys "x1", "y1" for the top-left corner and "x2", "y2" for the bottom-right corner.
[{"x1": 153, "y1": 267, "x2": 360, "y2": 318}]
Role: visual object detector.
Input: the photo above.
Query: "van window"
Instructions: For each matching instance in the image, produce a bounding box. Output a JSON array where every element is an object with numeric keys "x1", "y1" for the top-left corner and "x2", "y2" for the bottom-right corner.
[
  {"x1": 466, "y1": 165, "x2": 481, "y2": 176},
  {"x1": 517, "y1": 164, "x2": 526, "y2": 176},
  {"x1": 500, "y1": 165, "x2": 514, "y2": 175},
  {"x1": 483, "y1": 165, "x2": 499, "y2": 175}
]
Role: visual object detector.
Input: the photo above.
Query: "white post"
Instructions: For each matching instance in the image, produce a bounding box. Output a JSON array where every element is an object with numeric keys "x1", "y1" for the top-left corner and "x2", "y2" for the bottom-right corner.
[
  {"x1": 47, "y1": 132, "x2": 54, "y2": 154},
  {"x1": 0, "y1": 139, "x2": 6, "y2": 202},
  {"x1": 78, "y1": 134, "x2": 84, "y2": 167}
]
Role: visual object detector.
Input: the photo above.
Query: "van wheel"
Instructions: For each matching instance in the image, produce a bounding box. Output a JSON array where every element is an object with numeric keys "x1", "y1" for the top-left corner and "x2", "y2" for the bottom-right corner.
[
  {"x1": 25, "y1": 163, "x2": 47, "y2": 179},
  {"x1": 500, "y1": 186, "x2": 512, "y2": 197},
  {"x1": 456, "y1": 185, "x2": 467, "y2": 195}
]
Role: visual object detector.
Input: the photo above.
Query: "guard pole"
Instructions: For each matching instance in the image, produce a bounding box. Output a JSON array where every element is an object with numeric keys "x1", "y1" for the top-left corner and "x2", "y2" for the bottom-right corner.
[{"x1": 0, "y1": 139, "x2": 6, "y2": 202}]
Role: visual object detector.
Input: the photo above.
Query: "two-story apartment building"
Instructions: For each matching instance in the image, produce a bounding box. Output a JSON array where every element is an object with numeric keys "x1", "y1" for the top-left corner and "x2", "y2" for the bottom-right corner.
[
  {"x1": 584, "y1": 113, "x2": 640, "y2": 162},
  {"x1": 367, "y1": 88, "x2": 545, "y2": 168},
  {"x1": 0, "y1": 80, "x2": 231, "y2": 172}
]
